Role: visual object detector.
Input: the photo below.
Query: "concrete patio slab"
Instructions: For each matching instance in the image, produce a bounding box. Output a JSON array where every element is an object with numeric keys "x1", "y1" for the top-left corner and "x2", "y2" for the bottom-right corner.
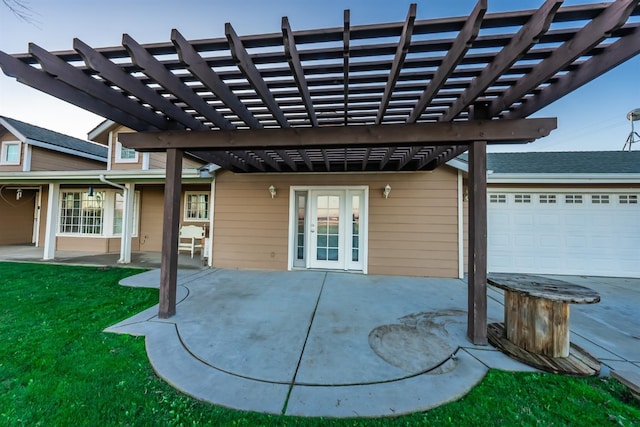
[
  {"x1": 104, "y1": 268, "x2": 640, "y2": 418},
  {"x1": 285, "y1": 350, "x2": 486, "y2": 418}
]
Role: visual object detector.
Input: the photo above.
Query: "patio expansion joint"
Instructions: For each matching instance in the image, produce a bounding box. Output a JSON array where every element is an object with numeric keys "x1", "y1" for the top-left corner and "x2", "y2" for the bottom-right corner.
[{"x1": 282, "y1": 271, "x2": 328, "y2": 415}]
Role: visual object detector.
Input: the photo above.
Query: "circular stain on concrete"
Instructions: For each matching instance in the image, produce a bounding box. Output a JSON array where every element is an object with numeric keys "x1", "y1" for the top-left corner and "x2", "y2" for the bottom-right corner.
[{"x1": 368, "y1": 311, "x2": 466, "y2": 375}]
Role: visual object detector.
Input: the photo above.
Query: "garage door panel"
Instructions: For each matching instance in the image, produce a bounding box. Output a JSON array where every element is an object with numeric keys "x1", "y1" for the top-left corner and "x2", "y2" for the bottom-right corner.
[
  {"x1": 513, "y1": 214, "x2": 534, "y2": 226},
  {"x1": 488, "y1": 191, "x2": 640, "y2": 278}
]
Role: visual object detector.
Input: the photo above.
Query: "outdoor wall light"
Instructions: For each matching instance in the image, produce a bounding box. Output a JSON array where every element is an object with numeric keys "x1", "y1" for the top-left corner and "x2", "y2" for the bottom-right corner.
[
  {"x1": 16, "y1": 188, "x2": 22, "y2": 200},
  {"x1": 268, "y1": 185, "x2": 277, "y2": 199},
  {"x1": 383, "y1": 184, "x2": 391, "y2": 199}
]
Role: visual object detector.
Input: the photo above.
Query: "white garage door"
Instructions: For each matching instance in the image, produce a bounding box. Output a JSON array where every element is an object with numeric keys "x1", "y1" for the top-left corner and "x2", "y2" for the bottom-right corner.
[{"x1": 488, "y1": 191, "x2": 640, "y2": 278}]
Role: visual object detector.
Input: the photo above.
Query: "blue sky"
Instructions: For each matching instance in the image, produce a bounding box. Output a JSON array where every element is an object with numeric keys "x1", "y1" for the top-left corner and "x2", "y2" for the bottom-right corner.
[{"x1": 0, "y1": 0, "x2": 638, "y2": 151}]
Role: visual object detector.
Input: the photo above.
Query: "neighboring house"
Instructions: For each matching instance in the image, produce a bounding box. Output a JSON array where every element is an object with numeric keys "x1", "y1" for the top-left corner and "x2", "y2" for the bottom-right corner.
[
  {"x1": 483, "y1": 151, "x2": 640, "y2": 278},
  {"x1": 0, "y1": 117, "x2": 214, "y2": 262},
  {"x1": 0, "y1": 115, "x2": 107, "y2": 246}
]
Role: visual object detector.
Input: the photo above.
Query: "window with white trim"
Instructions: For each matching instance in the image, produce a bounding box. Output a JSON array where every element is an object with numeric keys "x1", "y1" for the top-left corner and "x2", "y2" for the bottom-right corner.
[
  {"x1": 115, "y1": 134, "x2": 138, "y2": 163},
  {"x1": 489, "y1": 194, "x2": 507, "y2": 204},
  {"x1": 184, "y1": 192, "x2": 209, "y2": 221},
  {"x1": 0, "y1": 141, "x2": 21, "y2": 165},
  {"x1": 58, "y1": 189, "x2": 141, "y2": 237},
  {"x1": 113, "y1": 192, "x2": 140, "y2": 235},
  {"x1": 59, "y1": 191, "x2": 104, "y2": 235}
]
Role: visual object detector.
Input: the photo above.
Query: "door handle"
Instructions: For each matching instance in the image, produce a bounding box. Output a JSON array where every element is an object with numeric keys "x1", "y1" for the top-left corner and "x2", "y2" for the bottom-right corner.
[{"x1": 311, "y1": 223, "x2": 316, "y2": 233}]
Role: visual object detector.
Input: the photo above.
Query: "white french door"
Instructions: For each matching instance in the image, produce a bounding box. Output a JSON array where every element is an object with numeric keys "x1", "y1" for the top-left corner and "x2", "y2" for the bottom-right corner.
[
  {"x1": 309, "y1": 191, "x2": 344, "y2": 269},
  {"x1": 290, "y1": 187, "x2": 367, "y2": 272}
]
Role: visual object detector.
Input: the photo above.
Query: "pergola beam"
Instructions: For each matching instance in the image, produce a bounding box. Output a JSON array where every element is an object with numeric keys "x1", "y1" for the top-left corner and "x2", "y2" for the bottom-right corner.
[
  {"x1": 376, "y1": 3, "x2": 416, "y2": 125},
  {"x1": 253, "y1": 150, "x2": 282, "y2": 171},
  {"x1": 122, "y1": 34, "x2": 235, "y2": 130},
  {"x1": 489, "y1": 0, "x2": 637, "y2": 117},
  {"x1": 229, "y1": 150, "x2": 267, "y2": 171},
  {"x1": 73, "y1": 38, "x2": 206, "y2": 131},
  {"x1": 343, "y1": 10, "x2": 350, "y2": 126},
  {"x1": 361, "y1": 147, "x2": 372, "y2": 170},
  {"x1": 506, "y1": 22, "x2": 640, "y2": 119},
  {"x1": 29, "y1": 43, "x2": 169, "y2": 130},
  {"x1": 282, "y1": 17, "x2": 318, "y2": 127},
  {"x1": 441, "y1": 0, "x2": 563, "y2": 121},
  {"x1": 379, "y1": 147, "x2": 397, "y2": 170},
  {"x1": 321, "y1": 149, "x2": 331, "y2": 171},
  {"x1": 190, "y1": 150, "x2": 247, "y2": 172},
  {"x1": 275, "y1": 149, "x2": 298, "y2": 171},
  {"x1": 119, "y1": 118, "x2": 556, "y2": 151},
  {"x1": 298, "y1": 149, "x2": 314, "y2": 171},
  {"x1": 171, "y1": 29, "x2": 262, "y2": 129},
  {"x1": 408, "y1": 0, "x2": 486, "y2": 123},
  {"x1": 417, "y1": 146, "x2": 447, "y2": 170},
  {"x1": 0, "y1": 51, "x2": 153, "y2": 132},
  {"x1": 226, "y1": 23, "x2": 290, "y2": 128},
  {"x1": 396, "y1": 146, "x2": 423, "y2": 170}
]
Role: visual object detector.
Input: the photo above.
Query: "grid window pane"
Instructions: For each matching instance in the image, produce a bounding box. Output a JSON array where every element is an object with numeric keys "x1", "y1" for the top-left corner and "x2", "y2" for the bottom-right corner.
[
  {"x1": 120, "y1": 146, "x2": 137, "y2": 159},
  {"x1": 185, "y1": 193, "x2": 209, "y2": 220},
  {"x1": 6, "y1": 144, "x2": 19, "y2": 162},
  {"x1": 59, "y1": 191, "x2": 104, "y2": 235},
  {"x1": 113, "y1": 193, "x2": 123, "y2": 234}
]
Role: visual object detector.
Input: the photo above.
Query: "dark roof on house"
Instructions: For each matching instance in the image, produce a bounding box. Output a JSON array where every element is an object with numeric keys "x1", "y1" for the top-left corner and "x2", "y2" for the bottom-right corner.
[
  {"x1": 472, "y1": 151, "x2": 640, "y2": 174},
  {"x1": 0, "y1": 116, "x2": 107, "y2": 160}
]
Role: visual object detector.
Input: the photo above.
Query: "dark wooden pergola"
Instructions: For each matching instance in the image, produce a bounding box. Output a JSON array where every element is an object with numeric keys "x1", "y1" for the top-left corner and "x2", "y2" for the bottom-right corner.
[{"x1": 2, "y1": 0, "x2": 638, "y2": 344}]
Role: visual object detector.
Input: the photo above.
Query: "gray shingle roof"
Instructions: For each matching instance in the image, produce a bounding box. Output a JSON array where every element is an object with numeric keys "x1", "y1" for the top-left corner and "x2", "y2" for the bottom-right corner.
[
  {"x1": 459, "y1": 151, "x2": 640, "y2": 174},
  {"x1": 0, "y1": 116, "x2": 107, "y2": 160}
]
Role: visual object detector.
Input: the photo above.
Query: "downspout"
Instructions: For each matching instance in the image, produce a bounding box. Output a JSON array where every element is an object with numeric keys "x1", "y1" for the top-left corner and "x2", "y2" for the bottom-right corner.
[
  {"x1": 99, "y1": 174, "x2": 131, "y2": 263},
  {"x1": 99, "y1": 174, "x2": 125, "y2": 191}
]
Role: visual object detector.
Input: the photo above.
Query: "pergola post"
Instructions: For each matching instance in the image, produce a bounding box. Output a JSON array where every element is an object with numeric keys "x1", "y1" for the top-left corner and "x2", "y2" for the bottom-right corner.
[
  {"x1": 159, "y1": 148, "x2": 183, "y2": 318},
  {"x1": 467, "y1": 102, "x2": 489, "y2": 345}
]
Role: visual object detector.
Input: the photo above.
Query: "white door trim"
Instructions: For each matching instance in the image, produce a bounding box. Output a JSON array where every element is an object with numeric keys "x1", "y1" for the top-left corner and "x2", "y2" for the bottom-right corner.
[{"x1": 288, "y1": 185, "x2": 368, "y2": 273}]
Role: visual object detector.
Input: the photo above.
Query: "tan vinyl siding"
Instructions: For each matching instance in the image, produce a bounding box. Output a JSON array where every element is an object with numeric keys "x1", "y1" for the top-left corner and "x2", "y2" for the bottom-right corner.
[
  {"x1": 147, "y1": 152, "x2": 204, "y2": 170},
  {"x1": 148, "y1": 153, "x2": 166, "y2": 170},
  {"x1": 30, "y1": 146, "x2": 104, "y2": 171},
  {"x1": 138, "y1": 186, "x2": 165, "y2": 252},
  {"x1": 55, "y1": 236, "x2": 139, "y2": 254},
  {"x1": 107, "y1": 237, "x2": 140, "y2": 252},
  {"x1": 56, "y1": 236, "x2": 109, "y2": 252},
  {"x1": 212, "y1": 168, "x2": 461, "y2": 277},
  {"x1": 0, "y1": 188, "x2": 36, "y2": 244},
  {"x1": 0, "y1": 163, "x2": 22, "y2": 172}
]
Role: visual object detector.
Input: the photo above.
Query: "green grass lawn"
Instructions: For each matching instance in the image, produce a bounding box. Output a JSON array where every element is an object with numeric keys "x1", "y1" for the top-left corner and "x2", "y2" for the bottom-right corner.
[{"x1": 1, "y1": 262, "x2": 638, "y2": 426}]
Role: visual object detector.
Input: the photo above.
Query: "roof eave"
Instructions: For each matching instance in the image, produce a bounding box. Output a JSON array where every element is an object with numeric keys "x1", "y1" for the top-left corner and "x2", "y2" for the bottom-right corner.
[
  {"x1": 25, "y1": 138, "x2": 107, "y2": 162},
  {"x1": 487, "y1": 173, "x2": 640, "y2": 184},
  {"x1": 87, "y1": 119, "x2": 117, "y2": 141},
  {"x1": 0, "y1": 168, "x2": 213, "y2": 183}
]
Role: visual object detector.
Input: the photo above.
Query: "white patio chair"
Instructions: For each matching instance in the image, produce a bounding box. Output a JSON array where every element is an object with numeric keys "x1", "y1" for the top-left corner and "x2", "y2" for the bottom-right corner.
[{"x1": 178, "y1": 225, "x2": 205, "y2": 258}]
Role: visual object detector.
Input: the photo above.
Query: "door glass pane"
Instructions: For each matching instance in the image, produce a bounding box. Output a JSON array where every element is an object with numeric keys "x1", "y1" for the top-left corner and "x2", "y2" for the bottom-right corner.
[
  {"x1": 294, "y1": 192, "x2": 307, "y2": 267},
  {"x1": 316, "y1": 195, "x2": 340, "y2": 262},
  {"x1": 352, "y1": 195, "x2": 360, "y2": 262}
]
